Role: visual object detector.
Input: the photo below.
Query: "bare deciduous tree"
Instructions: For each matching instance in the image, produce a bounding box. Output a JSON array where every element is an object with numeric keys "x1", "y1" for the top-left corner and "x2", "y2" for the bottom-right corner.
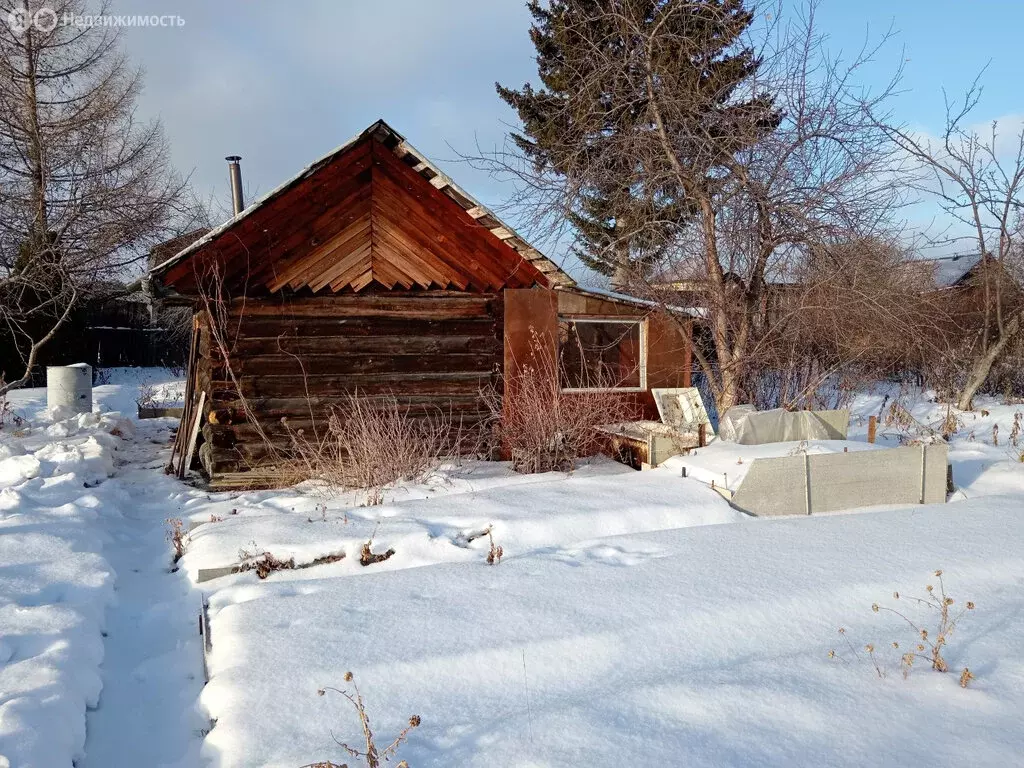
[
  {"x1": 874, "y1": 80, "x2": 1024, "y2": 410},
  {"x1": 0, "y1": 0, "x2": 195, "y2": 396},
  {"x1": 482, "y1": 0, "x2": 915, "y2": 414}
]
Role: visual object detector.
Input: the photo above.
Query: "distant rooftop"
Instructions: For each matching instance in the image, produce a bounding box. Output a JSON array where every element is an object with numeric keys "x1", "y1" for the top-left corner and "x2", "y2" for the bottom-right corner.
[{"x1": 914, "y1": 254, "x2": 982, "y2": 288}]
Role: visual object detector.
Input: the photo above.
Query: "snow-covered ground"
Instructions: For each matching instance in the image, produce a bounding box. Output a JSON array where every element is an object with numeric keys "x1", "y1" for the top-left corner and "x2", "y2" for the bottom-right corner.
[
  {"x1": 0, "y1": 370, "x2": 203, "y2": 768},
  {"x1": 672, "y1": 436, "x2": 883, "y2": 491},
  {"x1": 1, "y1": 372, "x2": 1023, "y2": 767}
]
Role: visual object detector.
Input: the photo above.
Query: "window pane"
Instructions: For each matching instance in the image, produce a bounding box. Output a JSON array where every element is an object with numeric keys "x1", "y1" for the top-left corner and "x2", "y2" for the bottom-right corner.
[{"x1": 558, "y1": 320, "x2": 642, "y2": 389}]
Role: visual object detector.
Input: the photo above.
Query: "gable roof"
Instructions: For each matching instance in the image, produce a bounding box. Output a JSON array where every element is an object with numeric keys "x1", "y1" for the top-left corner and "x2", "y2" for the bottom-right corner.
[{"x1": 151, "y1": 120, "x2": 574, "y2": 294}]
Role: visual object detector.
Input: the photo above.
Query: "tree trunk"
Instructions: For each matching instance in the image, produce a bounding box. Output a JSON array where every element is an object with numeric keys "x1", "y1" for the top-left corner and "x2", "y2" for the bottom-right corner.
[
  {"x1": 716, "y1": 367, "x2": 741, "y2": 415},
  {"x1": 955, "y1": 314, "x2": 1021, "y2": 410},
  {"x1": 609, "y1": 214, "x2": 631, "y2": 293},
  {"x1": 24, "y1": 26, "x2": 48, "y2": 244},
  {"x1": 609, "y1": 262, "x2": 631, "y2": 293}
]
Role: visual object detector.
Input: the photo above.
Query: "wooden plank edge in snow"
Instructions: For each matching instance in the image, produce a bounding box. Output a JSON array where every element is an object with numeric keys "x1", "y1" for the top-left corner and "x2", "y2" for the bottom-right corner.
[
  {"x1": 180, "y1": 391, "x2": 206, "y2": 479},
  {"x1": 138, "y1": 406, "x2": 185, "y2": 419},
  {"x1": 199, "y1": 596, "x2": 212, "y2": 683}
]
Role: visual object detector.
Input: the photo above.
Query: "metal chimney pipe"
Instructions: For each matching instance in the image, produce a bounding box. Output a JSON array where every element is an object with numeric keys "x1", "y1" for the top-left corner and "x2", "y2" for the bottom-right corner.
[{"x1": 226, "y1": 155, "x2": 244, "y2": 215}]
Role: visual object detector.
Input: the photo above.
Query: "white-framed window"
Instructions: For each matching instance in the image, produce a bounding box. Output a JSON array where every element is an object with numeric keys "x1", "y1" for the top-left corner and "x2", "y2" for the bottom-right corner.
[{"x1": 558, "y1": 317, "x2": 647, "y2": 392}]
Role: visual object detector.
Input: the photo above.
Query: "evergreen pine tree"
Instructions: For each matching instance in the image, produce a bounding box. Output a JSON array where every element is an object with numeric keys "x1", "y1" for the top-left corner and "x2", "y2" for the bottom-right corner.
[{"x1": 497, "y1": 0, "x2": 778, "y2": 287}]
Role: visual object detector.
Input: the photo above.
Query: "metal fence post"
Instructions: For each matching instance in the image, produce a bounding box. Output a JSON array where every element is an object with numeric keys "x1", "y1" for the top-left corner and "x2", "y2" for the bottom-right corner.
[{"x1": 804, "y1": 453, "x2": 812, "y2": 515}]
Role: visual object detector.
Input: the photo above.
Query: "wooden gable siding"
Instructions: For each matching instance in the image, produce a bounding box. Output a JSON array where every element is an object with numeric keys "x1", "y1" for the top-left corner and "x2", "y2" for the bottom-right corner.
[
  {"x1": 195, "y1": 291, "x2": 502, "y2": 477},
  {"x1": 163, "y1": 137, "x2": 547, "y2": 296}
]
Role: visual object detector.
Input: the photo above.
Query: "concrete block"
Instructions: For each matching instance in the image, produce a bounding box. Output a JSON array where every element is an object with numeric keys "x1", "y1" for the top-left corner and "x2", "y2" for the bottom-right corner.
[
  {"x1": 730, "y1": 443, "x2": 950, "y2": 517},
  {"x1": 922, "y1": 443, "x2": 949, "y2": 504},
  {"x1": 731, "y1": 455, "x2": 808, "y2": 516},
  {"x1": 808, "y1": 447, "x2": 920, "y2": 512},
  {"x1": 724, "y1": 408, "x2": 850, "y2": 444},
  {"x1": 813, "y1": 410, "x2": 851, "y2": 439}
]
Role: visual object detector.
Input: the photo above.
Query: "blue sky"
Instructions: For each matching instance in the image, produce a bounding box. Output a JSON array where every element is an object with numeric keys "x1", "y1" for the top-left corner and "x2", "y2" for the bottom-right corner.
[{"x1": 115, "y1": 1, "x2": 1022, "y2": 276}]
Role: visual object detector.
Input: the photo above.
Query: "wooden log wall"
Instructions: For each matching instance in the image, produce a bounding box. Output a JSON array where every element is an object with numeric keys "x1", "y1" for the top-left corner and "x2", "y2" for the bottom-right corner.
[{"x1": 195, "y1": 291, "x2": 503, "y2": 476}]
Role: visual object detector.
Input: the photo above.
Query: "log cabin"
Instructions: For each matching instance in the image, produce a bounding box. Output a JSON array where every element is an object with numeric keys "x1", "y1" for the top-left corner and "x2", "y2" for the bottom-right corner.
[{"x1": 148, "y1": 120, "x2": 695, "y2": 489}]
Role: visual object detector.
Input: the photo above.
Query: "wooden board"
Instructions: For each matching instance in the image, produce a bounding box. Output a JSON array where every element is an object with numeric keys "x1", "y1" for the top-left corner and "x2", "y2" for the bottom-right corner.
[
  {"x1": 170, "y1": 316, "x2": 201, "y2": 471},
  {"x1": 179, "y1": 391, "x2": 206, "y2": 479}
]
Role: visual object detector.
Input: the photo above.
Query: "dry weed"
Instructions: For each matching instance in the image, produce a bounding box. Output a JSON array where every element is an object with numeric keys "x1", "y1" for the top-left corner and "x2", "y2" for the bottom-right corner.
[
  {"x1": 302, "y1": 671, "x2": 420, "y2": 768},
  {"x1": 940, "y1": 405, "x2": 963, "y2": 439},
  {"x1": 486, "y1": 528, "x2": 503, "y2": 565},
  {"x1": 306, "y1": 503, "x2": 328, "y2": 523},
  {"x1": 237, "y1": 552, "x2": 296, "y2": 579},
  {"x1": 166, "y1": 518, "x2": 187, "y2": 563},
  {"x1": 135, "y1": 382, "x2": 158, "y2": 410},
  {"x1": 885, "y1": 401, "x2": 916, "y2": 430},
  {"x1": 830, "y1": 570, "x2": 977, "y2": 684},
  {"x1": 360, "y1": 540, "x2": 395, "y2": 567},
  {"x1": 0, "y1": 394, "x2": 25, "y2": 430},
  {"x1": 235, "y1": 543, "x2": 345, "y2": 579}
]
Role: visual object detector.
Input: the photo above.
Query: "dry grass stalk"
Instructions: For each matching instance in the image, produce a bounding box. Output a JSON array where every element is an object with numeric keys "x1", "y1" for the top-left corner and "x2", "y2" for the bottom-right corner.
[
  {"x1": 286, "y1": 392, "x2": 454, "y2": 505},
  {"x1": 165, "y1": 518, "x2": 187, "y2": 563},
  {"x1": 486, "y1": 528, "x2": 503, "y2": 565},
  {"x1": 486, "y1": 330, "x2": 639, "y2": 474},
  {"x1": 886, "y1": 401, "x2": 916, "y2": 430},
  {"x1": 0, "y1": 386, "x2": 26, "y2": 431},
  {"x1": 195, "y1": 261, "x2": 284, "y2": 464},
  {"x1": 959, "y1": 668, "x2": 975, "y2": 688},
  {"x1": 307, "y1": 503, "x2": 329, "y2": 523},
  {"x1": 874, "y1": 571, "x2": 975, "y2": 674},
  {"x1": 302, "y1": 671, "x2": 420, "y2": 768},
  {"x1": 135, "y1": 382, "x2": 158, "y2": 410},
  {"x1": 940, "y1": 405, "x2": 962, "y2": 440}
]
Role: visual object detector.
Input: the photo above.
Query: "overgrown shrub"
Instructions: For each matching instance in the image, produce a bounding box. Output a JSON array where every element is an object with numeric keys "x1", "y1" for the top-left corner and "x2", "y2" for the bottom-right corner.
[
  {"x1": 486, "y1": 332, "x2": 639, "y2": 474},
  {"x1": 287, "y1": 393, "x2": 453, "y2": 504}
]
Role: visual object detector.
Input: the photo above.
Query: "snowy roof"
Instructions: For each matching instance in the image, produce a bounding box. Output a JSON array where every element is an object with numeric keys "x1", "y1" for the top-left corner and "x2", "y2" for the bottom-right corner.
[
  {"x1": 558, "y1": 284, "x2": 699, "y2": 317},
  {"x1": 149, "y1": 120, "x2": 574, "y2": 288},
  {"x1": 915, "y1": 254, "x2": 982, "y2": 288}
]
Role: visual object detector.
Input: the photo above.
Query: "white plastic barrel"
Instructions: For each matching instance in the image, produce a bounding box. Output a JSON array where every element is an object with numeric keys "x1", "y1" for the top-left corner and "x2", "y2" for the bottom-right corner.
[{"x1": 46, "y1": 363, "x2": 93, "y2": 415}]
